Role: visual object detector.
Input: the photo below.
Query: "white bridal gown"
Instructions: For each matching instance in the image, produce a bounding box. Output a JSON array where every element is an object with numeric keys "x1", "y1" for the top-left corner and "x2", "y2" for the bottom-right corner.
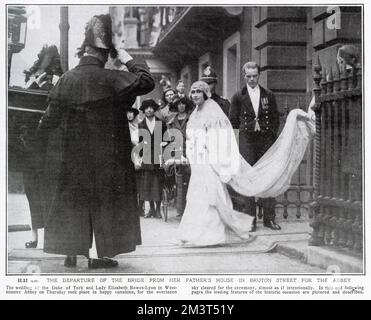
[{"x1": 178, "y1": 97, "x2": 315, "y2": 246}]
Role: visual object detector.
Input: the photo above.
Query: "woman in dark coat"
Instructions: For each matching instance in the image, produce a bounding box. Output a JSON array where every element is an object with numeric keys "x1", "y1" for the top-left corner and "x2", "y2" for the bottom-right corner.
[
  {"x1": 18, "y1": 125, "x2": 45, "y2": 248},
  {"x1": 36, "y1": 14, "x2": 155, "y2": 269},
  {"x1": 137, "y1": 99, "x2": 167, "y2": 218},
  {"x1": 19, "y1": 45, "x2": 63, "y2": 248},
  {"x1": 127, "y1": 107, "x2": 144, "y2": 216},
  {"x1": 168, "y1": 96, "x2": 193, "y2": 147},
  {"x1": 167, "y1": 97, "x2": 193, "y2": 216}
]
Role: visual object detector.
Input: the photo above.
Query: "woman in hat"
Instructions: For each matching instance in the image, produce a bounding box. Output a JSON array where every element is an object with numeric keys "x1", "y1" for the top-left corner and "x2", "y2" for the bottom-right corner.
[
  {"x1": 166, "y1": 96, "x2": 193, "y2": 216},
  {"x1": 127, "y1": 107, "x2": 140, "y2": 146},
  {"x1": 178, "y1": 81, "x2": 252, "y2": 245},
  {"x1": 24, "y1": 44, "x2": 63, "y2": 91},
  {"x1": 127, "y1": 107, "x2": 144, "y2": 216},
  {"x1": 36, "y1": 14, "x2": 155, "y2": 268},
  {"x1": 20, "y1": 45, "x2": 64, "y2": 249},
  {"x1": 176, "y1": 80, "x2": 186, "y2": 98},
  {"x1": 178, "y1": 81, "x2": 315, "y2": 246},
  {"x1": 168, "y1": 96, "x2": 193, "y2": 148},
  {"x1": 137, "y1": 99, "x2": 167, "y2": 218}
]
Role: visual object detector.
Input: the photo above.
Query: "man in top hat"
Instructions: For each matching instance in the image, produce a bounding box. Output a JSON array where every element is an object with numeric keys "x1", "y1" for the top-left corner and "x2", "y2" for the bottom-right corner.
[
  {"x1": 36, "y1": 14, "x2": 155, "y2": 269},
  {"x1": 200, "y1": 66, "x2": 231, "y2": 116},
  {"x1": 229, "y1": 61, "x2": 281, "y2": 231}
]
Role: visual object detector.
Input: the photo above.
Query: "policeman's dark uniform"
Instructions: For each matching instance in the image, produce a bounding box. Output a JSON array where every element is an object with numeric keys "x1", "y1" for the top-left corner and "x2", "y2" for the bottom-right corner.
[
  {"x1": 200, "y1": 66, "x2": 231, "y2": 117},
  {"x1": 211, "y1": 93, "x2": 230, "y2": 117}
]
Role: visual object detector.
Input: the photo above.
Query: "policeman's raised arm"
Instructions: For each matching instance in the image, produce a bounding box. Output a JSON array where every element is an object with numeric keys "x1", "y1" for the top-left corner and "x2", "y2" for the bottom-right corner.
[{"x1": 112, "y1": 48, "x2": 155, "y2": 99}]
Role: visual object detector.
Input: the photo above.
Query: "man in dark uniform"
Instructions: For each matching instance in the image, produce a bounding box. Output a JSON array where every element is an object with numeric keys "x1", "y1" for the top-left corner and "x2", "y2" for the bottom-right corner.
[
  {"x1": 229, "y1": 61, "x2": 281, "y2": 231},
  {"x1": 200, "y1": 66, "x2": 230, "y2": 116}
]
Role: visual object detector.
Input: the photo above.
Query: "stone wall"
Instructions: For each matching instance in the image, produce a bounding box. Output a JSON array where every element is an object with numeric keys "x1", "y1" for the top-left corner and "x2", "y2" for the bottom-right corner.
[
  {"x1": 251, "y1": 7, "x2": 308, "y2": 113},
  {"x1": 310, "y1": 6, "x2": 361, "y2": 73}
]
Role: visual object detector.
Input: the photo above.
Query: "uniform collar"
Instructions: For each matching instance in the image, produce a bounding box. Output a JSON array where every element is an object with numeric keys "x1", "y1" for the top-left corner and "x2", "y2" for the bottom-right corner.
[
  {"x1": 242, "y1": 85, "x2": 264, "y2": 95},
  {"x1": 246, "y1": 84, "x2": 260, "y2": 94},
  {"x1": 77, "y1": 55, "x2": 105, "y2": 68}
]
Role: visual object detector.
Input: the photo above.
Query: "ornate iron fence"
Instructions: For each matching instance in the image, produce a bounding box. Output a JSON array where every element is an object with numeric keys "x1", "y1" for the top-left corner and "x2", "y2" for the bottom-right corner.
[
  {"x1": 309, "y1": 56, "x2": 362, "y2": 252},
  {"x1": 274, "y1": 99, "x2": 314, "y2": 221}
]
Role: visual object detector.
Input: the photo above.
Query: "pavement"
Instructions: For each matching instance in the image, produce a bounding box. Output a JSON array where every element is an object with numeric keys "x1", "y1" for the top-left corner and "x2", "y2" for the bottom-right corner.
[{"x1": 6, "y1": 194, "x2": 363, "y2": 274}]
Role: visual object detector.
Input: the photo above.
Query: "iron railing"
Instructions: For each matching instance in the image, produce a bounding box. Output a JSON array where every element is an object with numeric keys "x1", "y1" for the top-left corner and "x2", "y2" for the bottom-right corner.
[{"x1": 309, "y1": 56, "x2": 362, "y2": 252}]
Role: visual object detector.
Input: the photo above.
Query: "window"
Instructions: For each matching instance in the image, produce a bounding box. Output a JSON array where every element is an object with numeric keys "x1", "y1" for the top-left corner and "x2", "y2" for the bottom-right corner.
[
  {"x1": 198, "y1": 52, "x2": 211, "y2": 79},
  {"x1": 223, "y1": 32, "x2": 240, "y2": 100},
  {"x1": 180, "y1": 65, "x2": 191, "y2": 94}
]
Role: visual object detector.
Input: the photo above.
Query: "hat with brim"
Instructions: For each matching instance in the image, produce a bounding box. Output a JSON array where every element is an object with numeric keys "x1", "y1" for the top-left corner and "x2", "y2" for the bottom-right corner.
[
  {"x1": 169, "y1": 96, "x2": 194, "y2": 112},
  {"x1": 139, "y1": 99, "x2": 160, "y2": 112},
  {"x1": 127, "y1": 107, "x2": 139, "y2": 117},
  {"x1": 77, "y1": 14, "x2": 118, "y2": 58},
  {"x1": 162, "y1": 87, "x2": 176, "y2": 103}
]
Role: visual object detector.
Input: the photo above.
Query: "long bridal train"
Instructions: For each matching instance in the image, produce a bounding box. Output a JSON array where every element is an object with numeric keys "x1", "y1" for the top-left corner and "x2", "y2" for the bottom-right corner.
[
  {"x1": 229, "y1": 99, "x2": 315, "y2": 198},
  {"x1": 175, "y1": 97, "x2": 315, "y2": 247}
]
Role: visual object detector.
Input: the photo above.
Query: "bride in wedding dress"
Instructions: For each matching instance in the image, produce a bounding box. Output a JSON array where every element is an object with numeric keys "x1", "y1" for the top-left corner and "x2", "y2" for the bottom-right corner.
[{"x1": 175, "y1": 80, "x2": 315, "y2": 247}]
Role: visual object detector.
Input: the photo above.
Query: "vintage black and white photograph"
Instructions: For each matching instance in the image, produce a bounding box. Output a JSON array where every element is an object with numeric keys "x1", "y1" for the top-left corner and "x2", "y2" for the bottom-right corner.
[{"x1": 5, "y1": 2, "x2": 363, "y2": 278}]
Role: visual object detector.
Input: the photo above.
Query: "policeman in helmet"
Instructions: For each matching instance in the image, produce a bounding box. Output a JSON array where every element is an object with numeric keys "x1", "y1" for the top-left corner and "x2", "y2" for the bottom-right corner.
[{"x1": 200, "y1": 66, "x2": 230, "y2": 116}]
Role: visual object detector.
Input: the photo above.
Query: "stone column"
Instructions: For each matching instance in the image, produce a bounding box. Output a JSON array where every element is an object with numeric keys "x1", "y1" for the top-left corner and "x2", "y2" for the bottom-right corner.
[
  {"x1": 124, "y1": 7, "x2": 139, "y2": 48},
  {"x1": 251, "y1": 7, "x2": 309, "y2": 218},
  {"x1": 110, "y1": 6, "x2": 139, "y2": 48},
  {"x1": 251, "y1": 7, "x2": 307, "y2": 110}
]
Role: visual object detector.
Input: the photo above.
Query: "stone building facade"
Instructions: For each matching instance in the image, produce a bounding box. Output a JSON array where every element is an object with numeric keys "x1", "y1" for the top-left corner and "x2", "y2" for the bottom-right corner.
[
  {"x1": 8, "y1": 6, "x2": 362, "y2": 216},
  {"x1": 112, "y1": 6, "x2": 361, "y2": 218},
  {"x1": 149, "y1": 5, "x2": 362, "y2": 218}
]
